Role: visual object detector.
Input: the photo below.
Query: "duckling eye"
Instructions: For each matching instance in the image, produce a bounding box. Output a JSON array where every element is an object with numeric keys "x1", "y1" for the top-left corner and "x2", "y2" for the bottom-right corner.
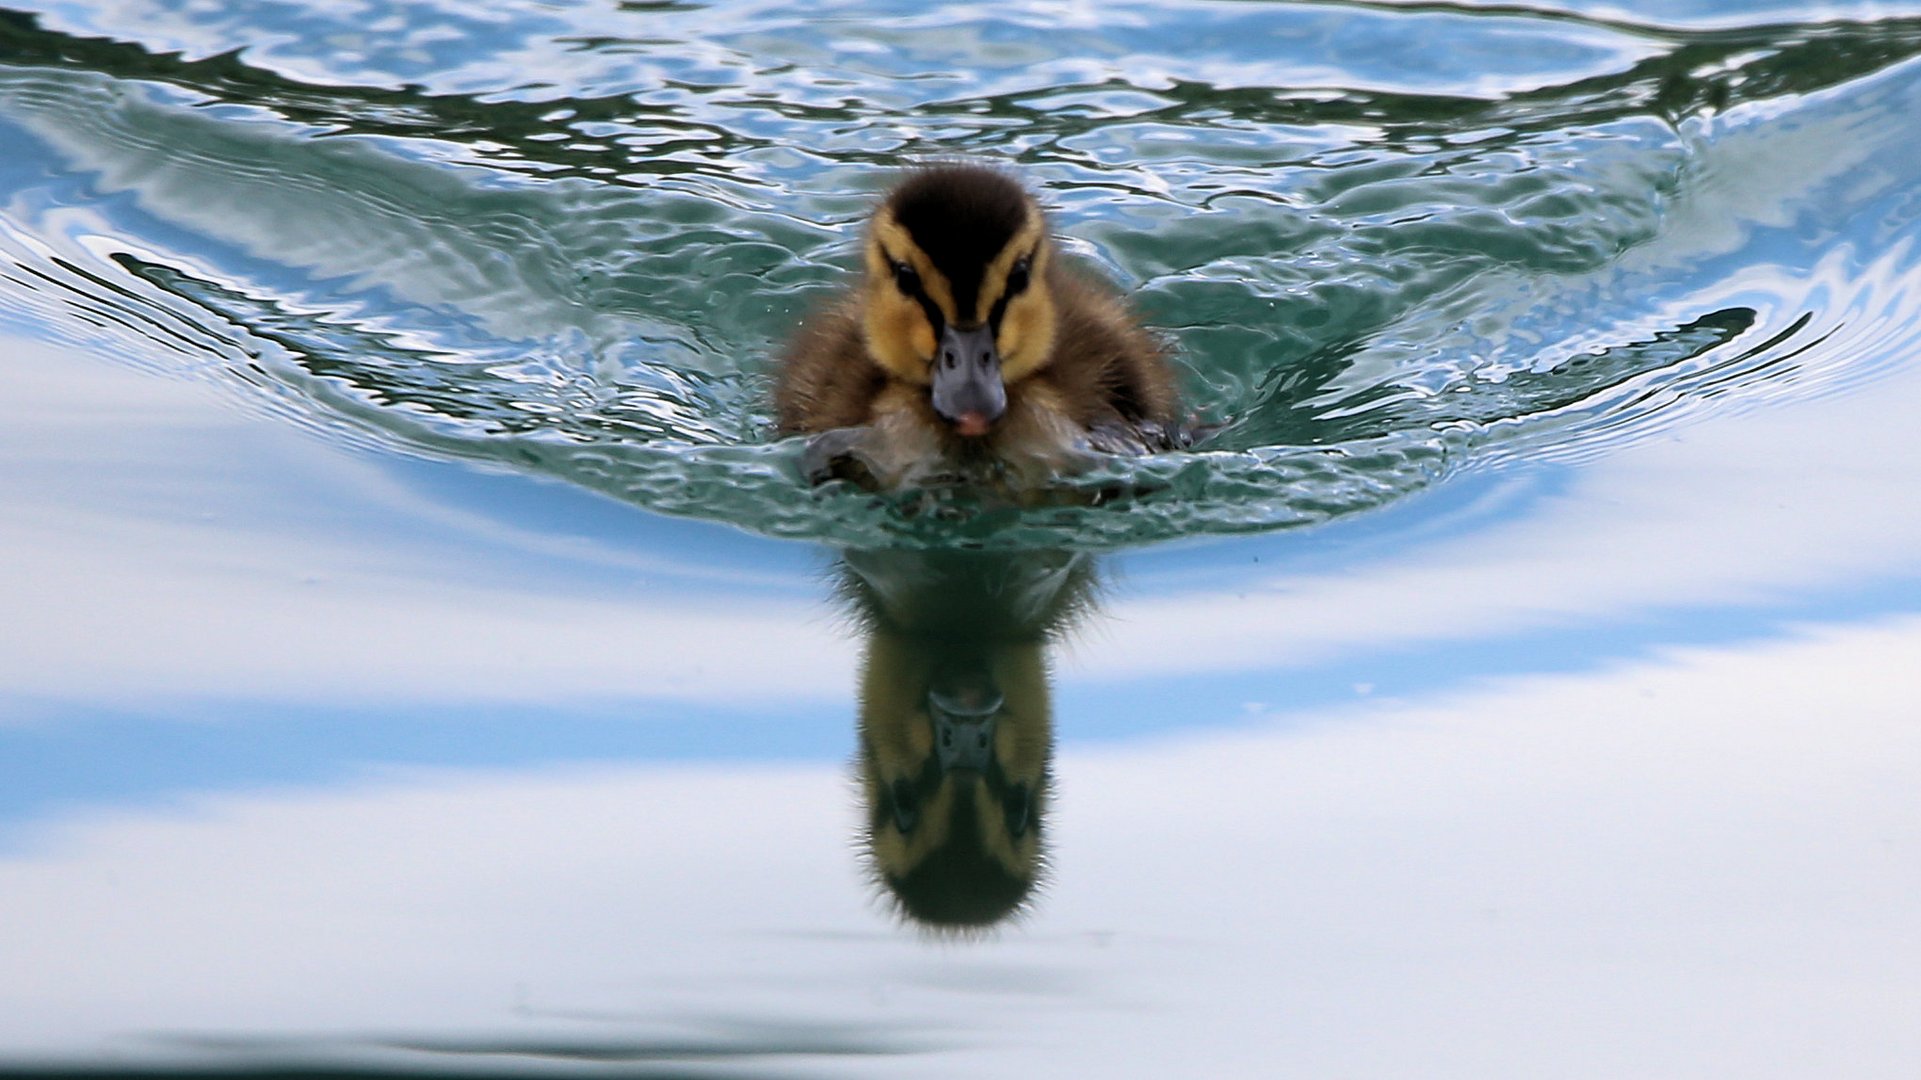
[
  {"x1": 1004, "y1": 257, "x2": 1031, "y2": 298},
  {"x1": 892, "y1": 261, "x2": 920, "y2": 297},
  {"x1": 889, "y1": 777, "x2": 920, "y2": 833}
]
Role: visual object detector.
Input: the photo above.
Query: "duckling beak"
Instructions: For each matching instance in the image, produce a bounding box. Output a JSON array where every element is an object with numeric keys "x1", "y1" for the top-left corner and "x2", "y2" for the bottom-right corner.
[{"x1": 930, "y1": 323, "x2": 1006, "y2": 437}]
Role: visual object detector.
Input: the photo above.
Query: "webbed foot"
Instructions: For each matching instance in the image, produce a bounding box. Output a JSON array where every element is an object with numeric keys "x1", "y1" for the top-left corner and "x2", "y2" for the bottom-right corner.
[{"x1": 801, "y1": 426, "x2": 880, "y2": 487}]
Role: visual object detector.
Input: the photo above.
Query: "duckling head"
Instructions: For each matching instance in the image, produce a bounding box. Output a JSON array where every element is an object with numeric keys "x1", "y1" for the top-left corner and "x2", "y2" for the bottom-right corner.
[{"x1": 861, "y1": 164, "x2": 1058, "y2": 438}]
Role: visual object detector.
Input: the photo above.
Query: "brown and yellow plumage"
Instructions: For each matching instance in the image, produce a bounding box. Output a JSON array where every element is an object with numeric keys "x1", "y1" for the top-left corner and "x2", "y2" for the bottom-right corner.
[{"x1": 776, "y1": 164, "x2": 1181, "y2": 488}]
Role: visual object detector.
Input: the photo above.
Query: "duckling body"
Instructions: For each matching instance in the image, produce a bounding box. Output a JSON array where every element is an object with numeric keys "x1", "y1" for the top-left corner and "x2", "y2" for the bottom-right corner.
[{"x1": 776, "y1": 165, "x2": 1180, "y2": 488}]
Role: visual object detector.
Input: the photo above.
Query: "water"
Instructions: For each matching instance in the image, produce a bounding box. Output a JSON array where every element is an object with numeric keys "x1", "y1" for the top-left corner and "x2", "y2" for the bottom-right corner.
[
  {"x1": 9, "y1": 0, "x2": 1921, "y2": 547},
  {"x1": 3, "y1": 0, "x2": 1920, "y2": 1075}
]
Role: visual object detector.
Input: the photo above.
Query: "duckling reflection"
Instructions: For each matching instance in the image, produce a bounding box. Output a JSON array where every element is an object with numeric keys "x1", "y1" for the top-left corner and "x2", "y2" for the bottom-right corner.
[{"x1": 838, "y1": 548, "x2": 1100, "y2": 931}]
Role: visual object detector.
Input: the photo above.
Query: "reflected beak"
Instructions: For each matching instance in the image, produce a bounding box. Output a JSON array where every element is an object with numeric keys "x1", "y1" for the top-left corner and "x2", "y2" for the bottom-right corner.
[
  {"x1": 930, "y1": 323, "x2": 1006, "y2": 437},
  {"x1": 930, "y1": 680, "x2": 1003, "y2": 774}
]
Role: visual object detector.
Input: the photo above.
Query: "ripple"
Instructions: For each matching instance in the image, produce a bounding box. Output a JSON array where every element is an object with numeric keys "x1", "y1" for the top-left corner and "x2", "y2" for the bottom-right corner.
[{"x1": 2, "y1": 5, "x2": 1920, "y2": 550}]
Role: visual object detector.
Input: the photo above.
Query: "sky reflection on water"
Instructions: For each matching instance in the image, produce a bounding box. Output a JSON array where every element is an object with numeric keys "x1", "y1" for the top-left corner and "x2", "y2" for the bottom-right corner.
[
  {"x1": 4, "y1": 318, "x2": 1920, "y2": 1077},
  {"x1": 4, "y1": 577, "x2": 1917, "y2": 1075}
]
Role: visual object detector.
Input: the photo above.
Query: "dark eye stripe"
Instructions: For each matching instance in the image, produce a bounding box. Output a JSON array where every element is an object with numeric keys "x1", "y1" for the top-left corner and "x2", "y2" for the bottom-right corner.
[
  {"x1": 1004, "y1": 254, "x2": 1032, "y2": 296},
  {"x1": 881, "y1": 246, "x2": 947, "y2": 343},
  {"x1": 986, "y1": 251, "x2": 1034, "y2": 330},
  {"x1": 881, "y1": 248, "x2": 921, "y2": 297},
  {"x1": 916, "y1": 292, "x2": 947, "y2": 341}
]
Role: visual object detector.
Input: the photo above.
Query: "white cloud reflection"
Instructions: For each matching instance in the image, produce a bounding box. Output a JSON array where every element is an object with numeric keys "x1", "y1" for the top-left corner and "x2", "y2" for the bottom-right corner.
[
  {"x1": 1, "y1": 609, "x2": 1915, "y2": 1075},
  {"x1": 0, "y1": 343, "x2": 851, "y2": 709},
  {"x1": 1077, "y1": 352, "x2": 1921, "y2": 684}
]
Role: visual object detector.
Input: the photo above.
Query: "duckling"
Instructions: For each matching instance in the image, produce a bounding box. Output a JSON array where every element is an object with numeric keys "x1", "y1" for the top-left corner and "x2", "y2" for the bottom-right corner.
[{"x1": 776, "y1": 164, "x2": 1182, "y2": 489}]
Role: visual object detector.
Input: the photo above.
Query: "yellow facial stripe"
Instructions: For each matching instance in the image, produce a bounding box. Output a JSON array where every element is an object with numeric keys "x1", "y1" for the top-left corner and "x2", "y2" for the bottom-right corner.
[
  {"x1": 874, "y1": 766, "x2": 959, "y2": 872},
  {"x1": 974, "y1": 216, "x2": 1044, "y2": 323},
  {"x1": 871, "y1": 215, "x2": 958, "y2": 324}
]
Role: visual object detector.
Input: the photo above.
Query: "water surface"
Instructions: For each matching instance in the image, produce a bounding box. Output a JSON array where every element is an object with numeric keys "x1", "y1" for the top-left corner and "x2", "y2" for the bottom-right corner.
[{"x1": 3, "y1": 0, "x2": 1921, "y2": 1075}]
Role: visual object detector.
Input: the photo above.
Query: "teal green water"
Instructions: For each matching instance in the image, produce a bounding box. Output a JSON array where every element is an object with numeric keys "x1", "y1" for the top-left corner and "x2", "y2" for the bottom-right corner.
[{"x1": 5, "y1": 2, "x2": 1919, "y2": 547}]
